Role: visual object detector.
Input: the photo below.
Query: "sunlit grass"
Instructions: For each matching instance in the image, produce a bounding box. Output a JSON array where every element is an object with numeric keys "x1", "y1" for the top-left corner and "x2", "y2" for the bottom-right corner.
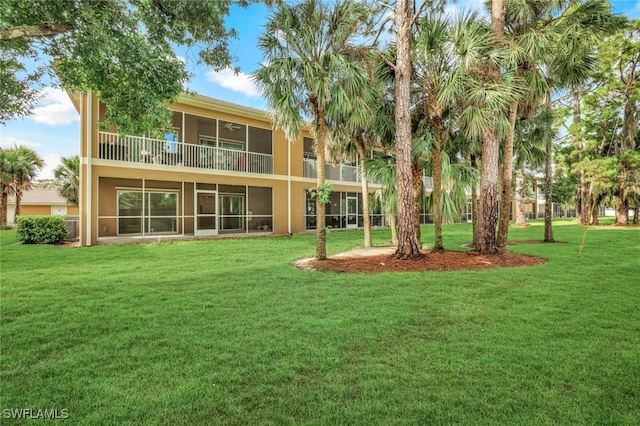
[{"x1": 1, "y1": 220, "x2": 639, "y2": 425}]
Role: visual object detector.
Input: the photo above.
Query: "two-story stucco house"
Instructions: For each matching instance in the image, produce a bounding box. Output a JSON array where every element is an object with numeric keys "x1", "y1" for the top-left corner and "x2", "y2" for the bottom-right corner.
[{"x1": 69, "y1": 91, "x2": 384, "y2": 246}]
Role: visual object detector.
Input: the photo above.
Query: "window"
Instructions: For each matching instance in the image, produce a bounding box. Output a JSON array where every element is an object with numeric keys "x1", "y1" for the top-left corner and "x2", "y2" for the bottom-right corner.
[
  {"x1": 248, "y1": 126, "x2": 272, "y2": 155},
  {"x1": 218, "y1": 120, "x2": 246, "y2": 149},
  {"x1": 303, "y1": 137, "x2": 315, "y2": 158},
  {"x1": 164, "y1": 129, "x2": 179, "y2": 153},
  {"x1": 118, "y1": 191, "x2": 178, "y2": 234}
]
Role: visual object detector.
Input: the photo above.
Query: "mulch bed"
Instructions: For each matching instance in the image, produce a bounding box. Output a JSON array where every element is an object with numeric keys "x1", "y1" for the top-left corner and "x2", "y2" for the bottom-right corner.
[{"x1": 302, "y1": 249, "x2": 547, "y2": 273}]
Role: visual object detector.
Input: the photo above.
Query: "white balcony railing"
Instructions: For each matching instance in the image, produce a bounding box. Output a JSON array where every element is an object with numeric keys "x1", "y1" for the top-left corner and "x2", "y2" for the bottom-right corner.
[
  {"x1": 303, "y1": 158, "x2": 360, "y2": 183},
  {"x1": 98, "y1": 132, "x2": 273, "y2": 174}
]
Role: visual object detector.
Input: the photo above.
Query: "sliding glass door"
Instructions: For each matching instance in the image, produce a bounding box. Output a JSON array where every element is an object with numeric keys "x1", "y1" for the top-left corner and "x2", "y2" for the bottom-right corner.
[
  {"x1": 220, "y1": 194, "x2": 244, "y2": 231},
  {"x1": 346, "y1": 196, "x2": 358, "y2": 228}
]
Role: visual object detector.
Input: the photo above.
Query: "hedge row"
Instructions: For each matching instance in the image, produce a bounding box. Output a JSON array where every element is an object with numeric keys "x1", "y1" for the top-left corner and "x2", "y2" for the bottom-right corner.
[{"x1": 16, "y1": 215, "x2": 68, "y2": 244}]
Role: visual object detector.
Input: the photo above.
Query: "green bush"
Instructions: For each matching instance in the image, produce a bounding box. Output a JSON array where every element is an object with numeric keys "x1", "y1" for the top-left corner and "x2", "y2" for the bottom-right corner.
[{"x1": 16, "y1": 215, "x2": 68, "y2": 244}]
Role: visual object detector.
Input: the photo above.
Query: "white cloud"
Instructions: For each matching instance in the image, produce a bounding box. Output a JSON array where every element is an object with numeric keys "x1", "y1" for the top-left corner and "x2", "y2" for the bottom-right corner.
[
  {"x1": 36, "y1": 153, "x2": 62, "y2": 181},
  {"x1": 0, "y1": 136, "x2": 42, "y2": 150},
  {"x1": 206, "y1": 68, "x2": 259, "y2": 97},
  {"x1": 444, "y1": 0, "x2": 485, "y2": 18},
  {"x1": 30, "y1": 88, "x2": 79, "y2": 126}
]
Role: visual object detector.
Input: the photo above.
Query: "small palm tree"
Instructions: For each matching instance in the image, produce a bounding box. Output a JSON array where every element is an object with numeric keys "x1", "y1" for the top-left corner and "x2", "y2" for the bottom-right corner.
[
  {"x1": 424, "y1": 151, "x2": 479, "y2": 226},
  {"x1": 0, "y1": 149, "x2": 14, "y2": 226},
  {"x1": 11, "y1": 145, "x2": 43, "y2": 222},
  {"x1": 414, "y1": 10, "x2": 499, "y2": 251},
  {"x1": 0, "y1": 146, "x2": 44, "y2": 225},
  {"x1": 329, "y1": 58, "x2": 386, "y2": 248},
  {"x1": 54, "y1": 155, "x2": 80, "y2": 206},
  {"x1": 253, "y1": 0, "x2": 372, "y2": 260},
  {"x1": 512, "y1": 106, "x2": 550, "y2": 226},
  {"x1": 496, "y1": 0, "x2": 615, "y2": 245},
  {"x1": 364, "y1": 153, "x2": 398, "y2": 245}
]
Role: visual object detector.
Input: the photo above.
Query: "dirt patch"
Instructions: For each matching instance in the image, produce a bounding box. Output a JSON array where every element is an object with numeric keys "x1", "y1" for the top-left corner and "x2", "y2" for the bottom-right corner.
[
  {"x1": 299, "y1": 249, "x2": 547, "y2": 273},
  {"x1": 54, "y1": 240, "x2": 81, "y2": 248}
]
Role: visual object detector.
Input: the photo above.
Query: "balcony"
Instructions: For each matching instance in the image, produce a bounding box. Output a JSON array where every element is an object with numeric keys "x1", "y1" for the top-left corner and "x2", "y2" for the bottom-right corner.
[
  {"x1": 303, "y1": 158, "x2": 360, "y2": 183},
  {"x1": 98, "y1": 132, "x2": 273, "y2": 174}
]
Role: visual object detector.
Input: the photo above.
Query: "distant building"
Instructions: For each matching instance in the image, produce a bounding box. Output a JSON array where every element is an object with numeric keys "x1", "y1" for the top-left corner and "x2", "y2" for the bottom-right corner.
[{"x1": 7, "y1": 188, "x2": 79, "y2": 224}]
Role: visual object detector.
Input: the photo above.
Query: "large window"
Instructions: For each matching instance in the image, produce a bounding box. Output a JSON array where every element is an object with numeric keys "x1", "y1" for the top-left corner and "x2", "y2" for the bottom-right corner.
[
  {"x1": 191, "y1": 120, "x2": 273, "y2": 172},
  {"x1": 248, "y1": 127, "x2": 272, "y2": 155},
  {"x1": 118, "y1": 191, "x2": 178, "y2": 234},
  {"x1": 304, "y1": 190, "x2": 384, "y2": 230},
  {"x1": 218, "y1": 120, "x2": 247, "y2": 149}
]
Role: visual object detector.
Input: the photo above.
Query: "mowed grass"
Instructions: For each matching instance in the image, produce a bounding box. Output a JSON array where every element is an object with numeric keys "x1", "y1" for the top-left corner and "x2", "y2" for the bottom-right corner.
[{"x1": 1, "y1": 220, "x2": 639, "y2": 425}]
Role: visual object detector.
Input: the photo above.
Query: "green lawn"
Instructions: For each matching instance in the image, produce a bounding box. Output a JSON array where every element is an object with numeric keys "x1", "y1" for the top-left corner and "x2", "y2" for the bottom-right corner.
[{"x1": 1, "y1": 221, "x2": 639, "y2": 425}]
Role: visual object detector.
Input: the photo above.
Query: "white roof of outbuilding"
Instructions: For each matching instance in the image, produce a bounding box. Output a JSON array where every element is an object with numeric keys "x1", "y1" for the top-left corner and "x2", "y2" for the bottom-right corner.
[{"x1": 8, "y1": 188, "x2": 71, "y2": 205}]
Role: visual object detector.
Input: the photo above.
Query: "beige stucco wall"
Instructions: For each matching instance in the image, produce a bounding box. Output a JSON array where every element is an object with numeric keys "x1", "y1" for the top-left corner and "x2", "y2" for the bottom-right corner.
[
  {"x1": 19, "y1": 206, "x2": 51, "y2": 216},
  {"x1": 79, "y1": 93, "x2": 370, "y2": 244}
]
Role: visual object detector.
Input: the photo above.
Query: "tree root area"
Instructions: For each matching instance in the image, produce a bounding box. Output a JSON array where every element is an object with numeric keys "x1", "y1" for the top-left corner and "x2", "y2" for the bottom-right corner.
[{"x1": 304, "y1": 250, "x2": 547, "y2": 273}]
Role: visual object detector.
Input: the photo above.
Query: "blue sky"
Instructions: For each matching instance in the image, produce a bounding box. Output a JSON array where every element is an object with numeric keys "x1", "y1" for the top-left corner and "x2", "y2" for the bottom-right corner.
[{"x1": 1, "y1": 0, "x2": 639, "y2": 179}]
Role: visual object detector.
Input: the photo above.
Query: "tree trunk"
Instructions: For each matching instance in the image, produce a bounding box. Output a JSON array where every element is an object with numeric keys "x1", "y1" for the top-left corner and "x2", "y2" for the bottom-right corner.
[
  {"x1": 543, "y1": 127, "x2": 554, "y2": 243},
  {"x1": 573, "y1": 90, "x2": 588, "y2": 225},
  {"x1": 478, "y1": 126, "x2": 500, "y2": 254},
  {"x1": 615, "y1": 183, "x2": 628, "y2": 226},
  {"x1": 491, "y1": 0, "x2": 505, "y2": 37},
  {"x1": 315, "y1": 108, "x2": 328, "y2": 260},
  {"x1": 514, "y1": 167, "x2": 527, "y2": 226},
  {"x1": 588, "y1": 182, "x2": 599, "y2": 225},
  {"x1": 621, "y1": 91, "x2": 637, "y2": 152},
  {"x1": 432, "y1": 135, "x2": 444, "y2": 252},
  {"x1": 616, "y1": 92, "x2": 636, "y2": 226},
  {"x1": 356, "y1": 137, "x2": 372, "y2": 247},
  {"x1": 394, "y1": 0, "x2": 422, "y2": 259},
  {"x1": 477, "y1": 0, "x2": 504, "y2": 255},
  {"x1": 389, "y1": 214, "x2": 398, "y2": 246},
  {"x1": 633, "y1": 207, "x2": 639, "y2": 225},
  {"x1": 0, "y1": 189, "x2": 7, "y2": 226},
  {"x1": 1, "y1": 23, "x2": 73, "y2": 41},
  {"x1": 14, "y1": 189, "x2": 22, "y2": 223},
  {"x1": 497, "y1": 101, "x2": 518, "y2": 247},
  {"x1": 470, "y1": 154, "x2": 479, "y2": 248},
  {"x1": 411, "y1": 163, "x2": 422, "y2": 244}
]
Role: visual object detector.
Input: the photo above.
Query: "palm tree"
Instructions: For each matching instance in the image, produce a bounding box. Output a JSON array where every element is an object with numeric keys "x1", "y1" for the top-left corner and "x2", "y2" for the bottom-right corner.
[
  {"x1": 460, "y1": 0, "x2": 525, "y2": 254},
  {"x1": 253, "y1": 0, "x2": 372, "y2": 260},
  {"x1": 512, "y1": 107, "x2": 549, "y2": 226},
  {"x1": 424, "y1": 150, "x2": 478, "y2": 223},
  {"x1": 329, "y1": 53, "x2": 380, "y2": 248},
  {"x1": 496, "y1": 0, "x2": 553, "y2": 246},
  {"x1": 0, "y1": 149, "x2": 13, "y2": 226},
  {"x1": 544, "y1": 0, "x2": 614, "y2": 240},
  {"x1": 414, "y1": 10, "x2": 499, "y2": 251},
  {"x1": 473, "y1": 0, "x2": 507, "y2": 255},
  {"x1": 383, "y1": 0, "x2": 429, "y2": 259},
  {"x1": 54, "y1": 155, "x2": 80, "y2": 206},
  {"x1": 427, "y1": 2, "x2": 518, "y2": 254},
  {"x1": 496, "y1": 0, "x2": 614, "y2": 245},
  {"x1": 365, "y1": 153, "x2": 398, "y2": 245},
  {"x1": 0, "y1": 146, "x2": 44, "y2": 225},
  {"x1": 11, "y1": 145, "x2": 43, "y2": 222}
]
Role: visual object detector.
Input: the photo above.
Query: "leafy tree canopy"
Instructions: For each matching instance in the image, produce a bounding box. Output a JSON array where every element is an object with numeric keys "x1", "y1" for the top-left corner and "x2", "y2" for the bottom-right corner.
[{"x1": 0, "y1": 0, "x2": 248, "y2": 134}]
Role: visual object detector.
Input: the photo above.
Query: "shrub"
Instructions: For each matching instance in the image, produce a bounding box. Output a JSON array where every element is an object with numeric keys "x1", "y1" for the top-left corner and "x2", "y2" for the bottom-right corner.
[{"x1": 16, "y1": 215, "x2": 68, "y2": 244}]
